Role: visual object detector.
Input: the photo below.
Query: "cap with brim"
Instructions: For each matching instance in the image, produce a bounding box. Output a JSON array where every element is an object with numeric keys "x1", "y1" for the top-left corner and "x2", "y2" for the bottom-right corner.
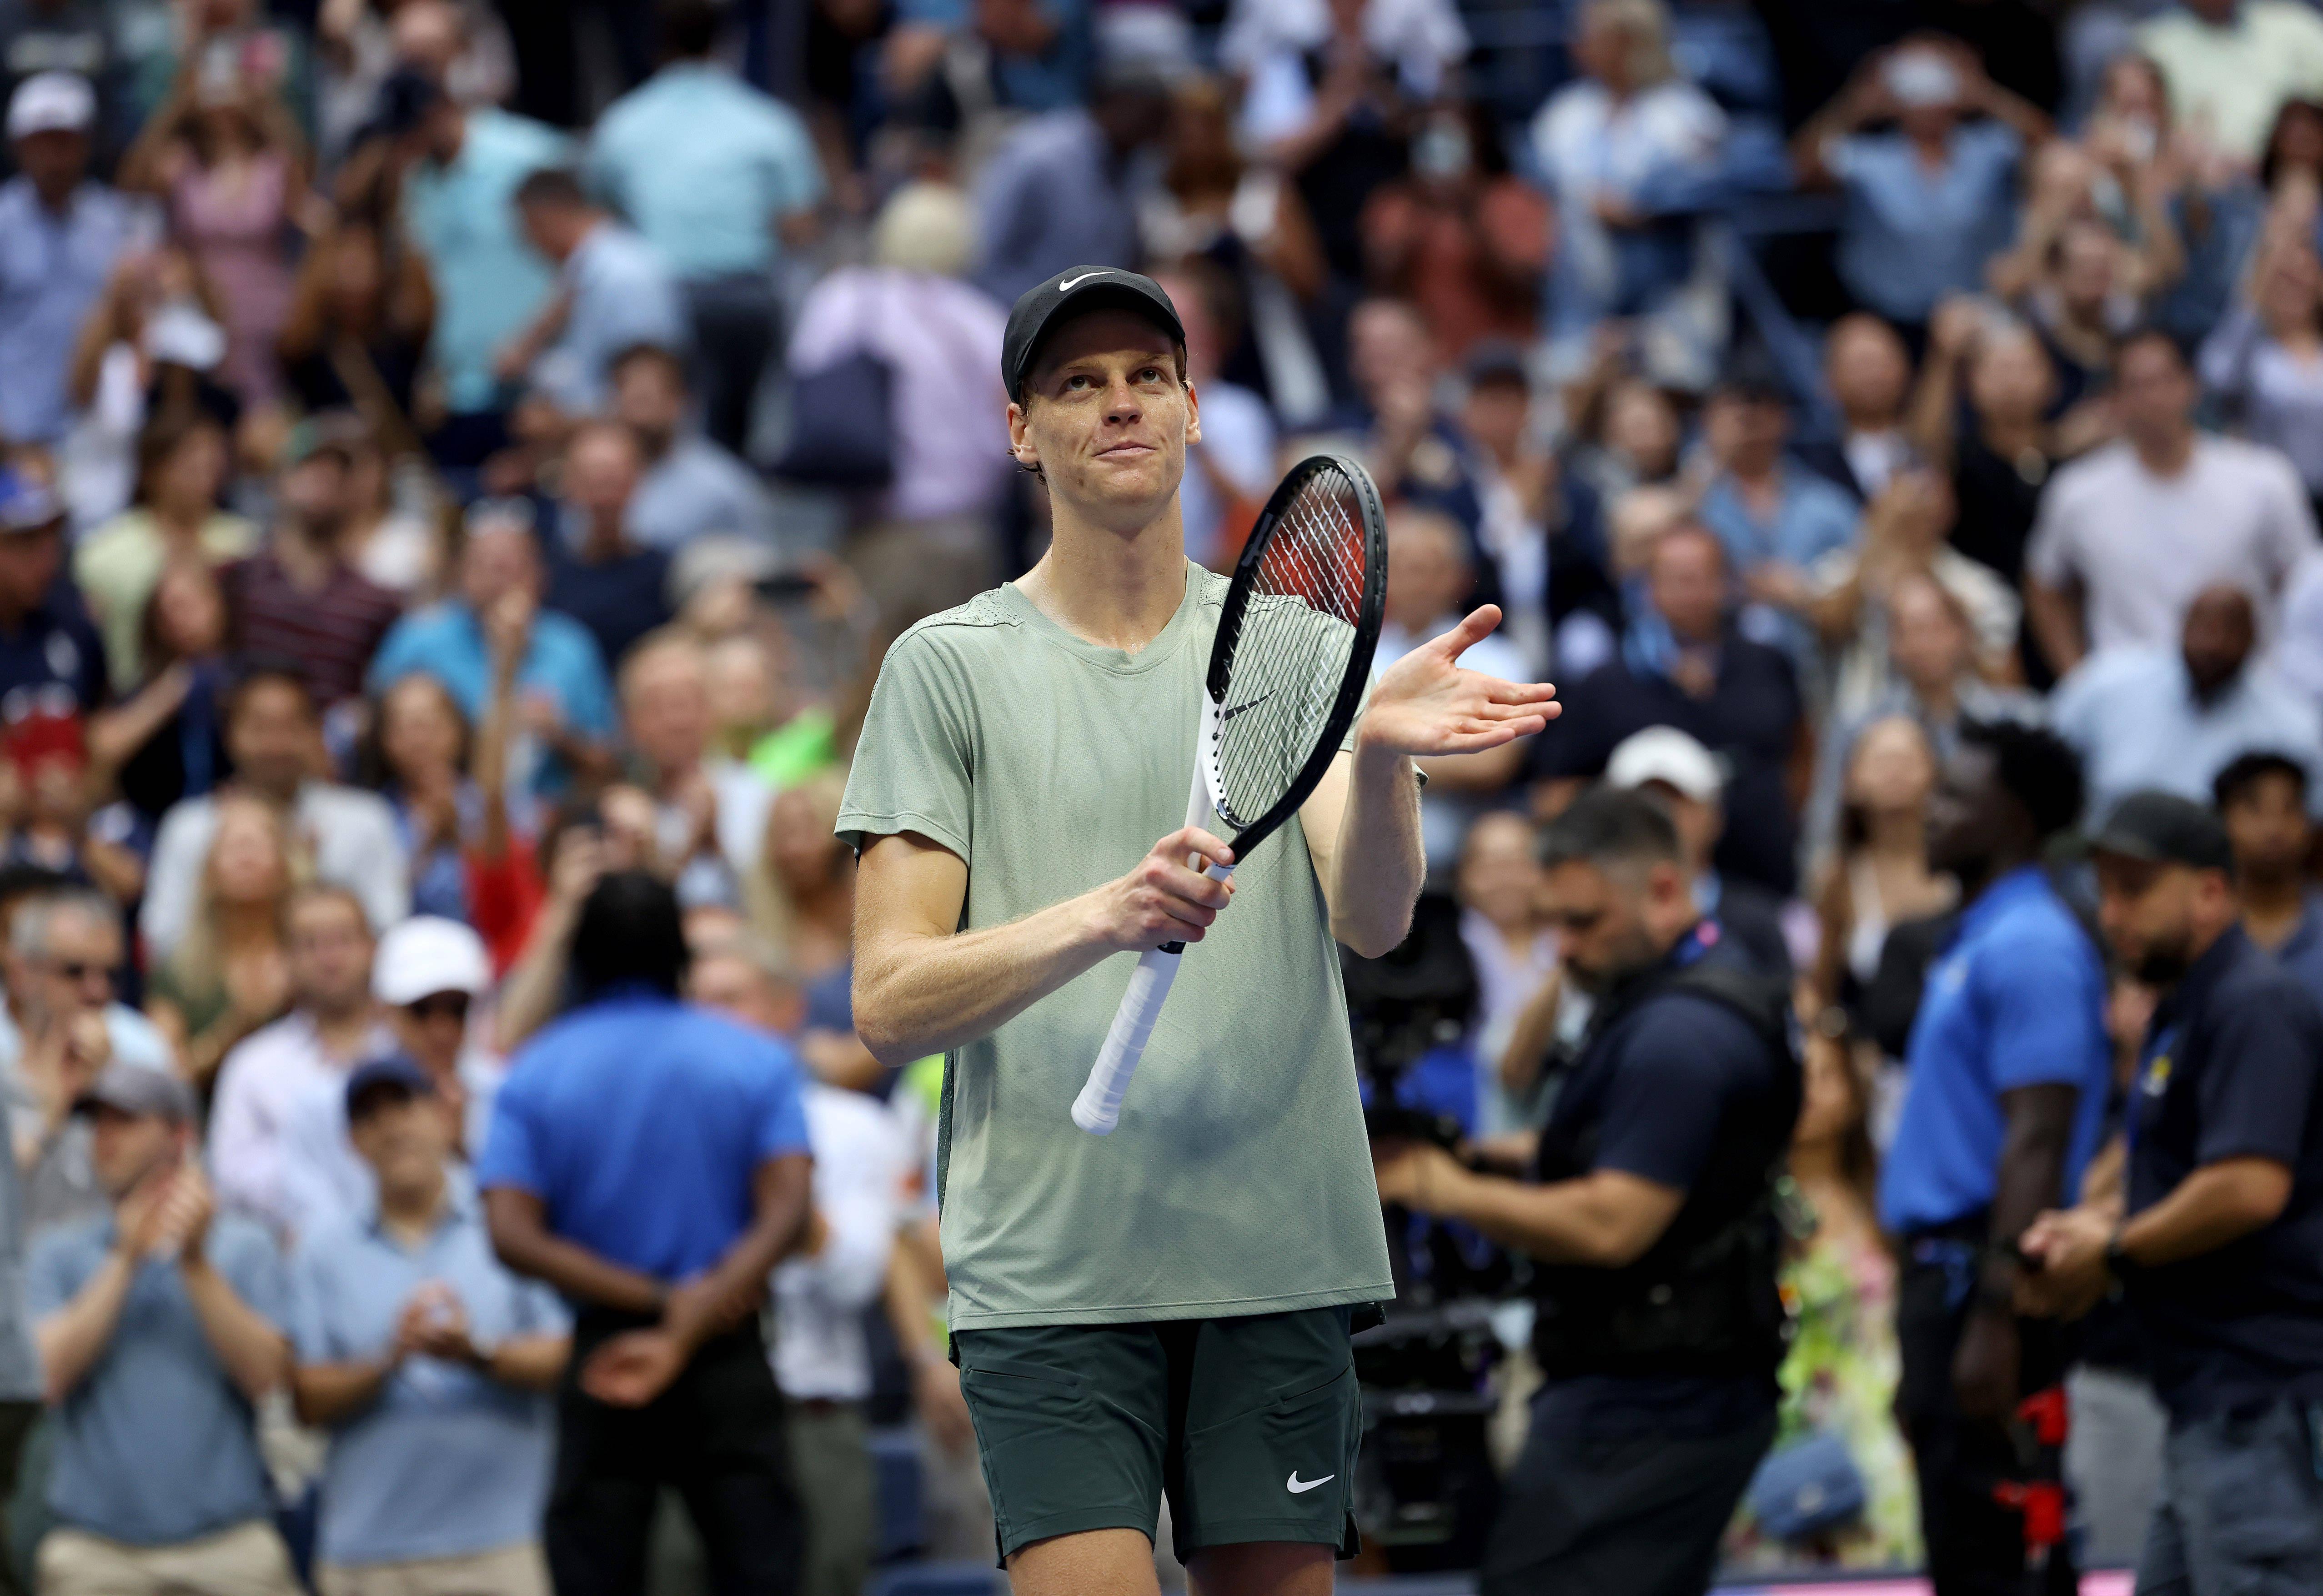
[
  {"x1": 373, "y1": 915, "x2": 489, "y2": 1007},
  {"x1": 1606, "y1": 724, "x2": 1725, "y2": 805},
  {"x1": 0, "y1": 470, "x2": 63, "y2": 535},
  {"x1": 282, "y1": 412, "x2": 366, "y2": 470},
  {"x1": 7, "y1": 72, "x2": 94, "y2": 141},
  {"x1": 74, "y1": 1064, "x2": 194, "y2": 1125},
  {"x1": 1002, "y1": 267, "x2": 1186, "y2": 403},
  {"x1": 2087, "y1": 789, "x2": 2234, "y2": 873},
  {"x1": 345, "y1": 1054, "x2": 437, "y2": 1120},
  {"x1": 144, "y1": 303, "x2": 227, "y2": 372}
]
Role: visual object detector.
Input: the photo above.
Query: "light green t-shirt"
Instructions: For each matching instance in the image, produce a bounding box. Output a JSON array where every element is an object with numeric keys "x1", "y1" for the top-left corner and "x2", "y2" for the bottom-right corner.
[
  {"x1": 837, "y1": 562, "x2": 1393, "y2": 1330},
  {"x1": 74, "y1": 509, "x2": 259, "y2": 687}
]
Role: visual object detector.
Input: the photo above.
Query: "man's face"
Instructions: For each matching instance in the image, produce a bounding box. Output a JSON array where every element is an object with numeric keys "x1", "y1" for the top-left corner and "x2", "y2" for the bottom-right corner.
[
  {"x1": 459, "y1": 524, "x2": 539, "y2": 612},
  {"x1": 1888, "y1": 576, "x2": 1971, "y2": 692},
  {"x1": 39, "y1": 908, "x2": 120, "y2": 1019},
  {"x1": 1968, "y1": 329, "x2": 2056, "y2": 423},
  {"x1": 1349, "y1": 302, "x2": 1433, "y2": 400},
  {"x1": 1455, "y1": 812, "x2": 1539, "y2": 930},
  {"x1": 1827, "y1": 321, "x2": 1909, "y2": 423},
  {"x1": 1383, "y1": 513, "x2": 1470, "y2": 631},
  {"x1": 687, "y1": 953, "x2": 802, "y2": 1035},
  {"x1": 2095, "y1": 854, "x2": 2208, "y2": 985},
  {"x1": 14, "y1": 128, "x2": 87, "y2": 197},
  {"x1": 1540, "y1": 858, "x2": 1665, "y2": 994},
  {"x1": 2116, "y1": 341, "x2": 2196, "y2": 444},
  {"x1": 0, "y1": 526, "x2": 62, "y2": 611},
  {"x1": 1008, "y1": 311, "x2": 1197, "y2": 529},
  {"x1": 225, "y1": 680, "x2": 316, "y2": 796},
  {"x1": 1926, "y1": 744, "x2": 2008, "y2": 878},
  {"x1": 2223, "y1": 771, "x2": 2309, "y2": 882},
  {"x1": 613, "y1": 358, "x2": 685, "y2": 444},
  {"x1": 90, "y1": 1107, "x2": 180, "y2": 1200},
  {"x1": 1460, "y1": 378, "x2": 1529, "y2": 460},
  {"x1": 288, "y1": 897, "x2": 374, "y2": 1015},
  {"x1": 624, "y1": 649, "x2": 709, "y2": 773},
  {"x1": 278, "y1": 453, "x2": 351, "y2": 529},
  {"x1": 1647, "y1": 530, "x2": 1726, "y2": 643},
  {"x1": 2181, "y1": 587, "x2": 2255, "y2": 698},
  {"x1": 388, "y1": 990, "x2": 469, "y2": 1075},
  {"x1": 565, "y1": 429, "x2": 641, "y2": 519},
  {"x1": 349, "y1": 1089, "x2": 450, "y2": 1194}
]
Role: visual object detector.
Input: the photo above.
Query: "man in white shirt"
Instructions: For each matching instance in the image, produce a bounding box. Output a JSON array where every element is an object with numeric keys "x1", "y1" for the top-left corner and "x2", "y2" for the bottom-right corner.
[
  {"x1": 687, "y1": 936, "x2": 906, "y2": 1596},
  {"x1": 620, "y1": 632, "x2": 773, "y2": 910},
  {"x1": 2025, "y1": 331, "x2": 2315, "y2": 678},
  {"x1": 209, "y1": 887, "x2": 393, "y2": 1246},
  {"x1": 2138, "y1": 0, "x2": 2323, "y2": 164}
]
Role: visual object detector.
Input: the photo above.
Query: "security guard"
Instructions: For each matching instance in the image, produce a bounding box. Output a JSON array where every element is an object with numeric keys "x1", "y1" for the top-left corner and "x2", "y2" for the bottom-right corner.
[
  {"x1": 2021, "y1": 791, "x2": 2323, "y2": 1594},
  {"x1": 1375, "y1": 787, "x2": 1797, "y2": 1596}
]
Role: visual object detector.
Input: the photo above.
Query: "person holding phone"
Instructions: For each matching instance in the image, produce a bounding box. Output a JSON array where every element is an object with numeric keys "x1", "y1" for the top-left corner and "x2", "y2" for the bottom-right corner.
[{"x1": 26, "y1": 1063, "x2": 298, "y2": 1596}]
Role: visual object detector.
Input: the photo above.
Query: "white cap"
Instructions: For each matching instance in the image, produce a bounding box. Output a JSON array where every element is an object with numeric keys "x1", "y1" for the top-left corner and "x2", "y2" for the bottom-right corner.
[
  {"x1": 1606, "y1": 725, "x2": 1725, "y2": 804},
  {"x1": 373, "y1": 916, "x2": 490, "y2": 1006},
  {"x1": 7, "y1": 72, "x2": 95, "y2": 140},
  {"x1": 144, "y1": 303, "x2": 227, "y2": 371}
]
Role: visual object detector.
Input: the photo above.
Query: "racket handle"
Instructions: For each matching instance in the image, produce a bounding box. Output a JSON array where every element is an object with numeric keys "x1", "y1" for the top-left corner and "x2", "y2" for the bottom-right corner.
[{"x1": 1072, "y1": 944, "x2": 1184, "y2": 1135}]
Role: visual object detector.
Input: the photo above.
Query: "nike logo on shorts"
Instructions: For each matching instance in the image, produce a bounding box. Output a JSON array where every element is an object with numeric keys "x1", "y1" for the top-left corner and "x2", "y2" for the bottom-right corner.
[
  {"x1": 1059, "y1": 272, "x2": 1110, "y2": 291},
  {"x1": 1285, "y1": 1471, "x2": 1335, "y2": 1494}
]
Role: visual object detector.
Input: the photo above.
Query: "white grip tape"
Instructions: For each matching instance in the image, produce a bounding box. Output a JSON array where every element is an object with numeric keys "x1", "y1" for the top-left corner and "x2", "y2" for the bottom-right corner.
[{"x1": 1072, "y1": 855, "x2": 1236, "y2": 1136}]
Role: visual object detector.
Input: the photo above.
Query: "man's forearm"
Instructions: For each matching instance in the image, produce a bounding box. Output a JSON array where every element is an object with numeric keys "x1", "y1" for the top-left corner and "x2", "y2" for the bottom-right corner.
[
  {"x1": 2023, "y1": 579, "x2": 2085, "y2": 678},
  {"x1": 2118, "y1": 1158, "x2": 2292, "y2": 1268},
  {"x1": 488, "y1": 1334, "x2": 569, "y2": 1392},
  {"x1": 855, "y1": 892, "x2": 1117, "y2": 1068},
  {"x1": 672, "y1": 1154, "x2": 814, "y2": 1348},
  {"x1": 486, "y1": 1191, "x2": 666, "y2": 1312},
  {"x1": 181, "y1": 1257, "x2": 289, "y2": 1402},
  {"x1": 1328, "y1": 738, "x2": 1424, "y2": 959},
  {"x1": 1987, "y1": 1085, "x2": 2078, "y2": 1302},
  {"x1": 1422, "y1": 1165, "x2": 1677, "y2": 1268},
  {"x1": 35, "y1": 1253, "x2": 136, "y2": 1402},
  {"x1": 292, "y1": 1359, "x2": 393, "y2": 1425}
]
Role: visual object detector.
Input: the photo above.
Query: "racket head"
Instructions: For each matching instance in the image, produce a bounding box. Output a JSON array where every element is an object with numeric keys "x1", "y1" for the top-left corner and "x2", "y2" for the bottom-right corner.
[{"x1": 1199, "y1": 452, "x2": 1388, "y2": 856}]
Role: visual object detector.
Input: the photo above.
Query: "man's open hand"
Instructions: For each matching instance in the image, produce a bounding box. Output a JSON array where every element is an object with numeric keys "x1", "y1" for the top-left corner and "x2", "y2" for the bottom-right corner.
[{"x1": 1359, "y1": 606, "x2": 1559, "y2": 758}]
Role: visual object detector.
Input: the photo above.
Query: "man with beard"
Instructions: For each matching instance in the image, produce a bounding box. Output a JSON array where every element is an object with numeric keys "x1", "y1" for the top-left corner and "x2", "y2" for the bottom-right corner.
[
  {"x1": 1375, "y1": 788, "x2": 1797, "y2": 1595},
  {"x1": 2020, "y1": 791, "x2": 2323, "y2": 1595},
  {"x1": 1877, "y1": 718, "x2": 2111, "y2": 1596}
]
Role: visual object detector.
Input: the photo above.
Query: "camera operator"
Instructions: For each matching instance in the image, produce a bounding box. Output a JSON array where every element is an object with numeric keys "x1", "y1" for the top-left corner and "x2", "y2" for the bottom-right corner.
[
  {"x1": 2020, "y1": 792, "x2": 2323, "y2": 1594},
  {"x1": 1374, "y1": 788, "x2": 1797, "y2": 1596}
]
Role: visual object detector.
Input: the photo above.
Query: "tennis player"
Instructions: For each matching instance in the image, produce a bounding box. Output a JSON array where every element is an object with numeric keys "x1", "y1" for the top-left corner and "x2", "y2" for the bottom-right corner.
[{"x1": 842, "y1": 266, "x2": 1558, "y2": 1596}]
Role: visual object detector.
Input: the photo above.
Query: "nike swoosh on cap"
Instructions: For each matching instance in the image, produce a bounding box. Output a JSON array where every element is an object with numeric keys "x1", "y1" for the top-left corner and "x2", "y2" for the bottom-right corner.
[
  {"x1": 1285, "y1": 1471, "x2": 1335, "y2": 1494},
  {"x1": 1059, "y1": 272, "x2": 1110, "y2": 291}
]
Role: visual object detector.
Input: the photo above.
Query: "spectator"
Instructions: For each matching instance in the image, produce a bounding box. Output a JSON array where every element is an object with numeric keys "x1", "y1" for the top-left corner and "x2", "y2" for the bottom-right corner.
[
  {"x1": 206, "y1": 883, "x2": 388, "y2": 1243},
  {"x1": 369, "y1": 671, "x2": 484, "y2": 923},
  {"x1": 1453, "y1": 810, "x2": 1554, "y2": 1126},
  {"x1": 1146, "y1": 264, "x2": 1276, "y2": 572},
  {"x1": 2003, "y1": 211, "x2": 2155, "y2": 407},
  {"x1": 1806, "y1": 715, "x2": 1955, "y2": 1022},
  {"x1": 1455, "y1": 341, "x2": 1572, "y2": 674},
  {"x1": 384, "y1": 69, "x2": 567, "y2": 459},
  {"x1": 0, "y1": 888, "x2": 175, "y2": 1235},
  {"x1": 969, "y1": 61, "x2": 1170, "y2": 308},
  {"x1": 368, "y1": 914, "x2": 498, "y2": 1157},
  {"x1": 0, "y1": 72, "x2": 135, "y2": 449},
  {"x1": 1358, "y1": 96, "x2": 1552, "y2": 361},
  {"x1": 1533, "y1": 0, "x2": 1731, "y2": 389},
  {"x1": 611, "y1": 344, "x2": 775, "y2": 553},
  {"x1": 0, "y1": 470, "x2": 107, "y2": 755},
  {"x1": 2213, "y1": 751, "x2": 2323, "y2": 1000},
  {"x1": 1342, "y1": 296, "x2": 1487, "y2": 564},
  {"x1": 1696, "y1": 375, "x2": 1861, "y2": 623},
  {"x1": 542, "y1": 421, "x2": 672, "y2": 668},
  {"x1": 142, "y1": 662, "x2": 409, "y2": 959},
  {"x1": 783, "y1": 183, "x2": 1010, "y2": 629},
  {"x1": 1376, "y1": 505, "x2": 1531, "y2": 868},
  {"x1": 621, "y1": 630, "x2": 771, "y2": 906},
  {"x1": 217, "y1": 418, "x2": 404, "y2": 710},
  {"x1": 2138, "y1": 0, "x2": 2323, "y2": 166},
  {"x1": 503, "y1": 165, "x2": 687, "y2": 417},
  {"x1": 336, "y1": 419, "x2": 440, "y2": 597},
  {"x1": 1796, "y1": 313, "x2": 1914, "y2": 502},
  {"x1": 1793, "y1": 38, "x2": 2049, "y2": 332},
  {"x1": 1604, "y1": 723, "x2": 1793, "y2": 980},
  {"x1": 1565, "y1": 366, "x2": 1685, "y2": 507},
  {"x1": 28, "y1": 1063, "x2": 296, "y2": 1596},
  {"x1": 117, "y1": 65, "x2": 309, "y2": 410},
  {"x1": 589, "y1": 0, "x2": 824, "y2": 452},
  {"x1": 1878, "y1": 719, "x2": 2112, "y2": 1596},
  {"x1": 142, "y1": 790, "x2": 292, "y2": 1092},
  {"x1": 479, "y1": 870, "x2": 815, "y2": 1596},
  {"x1": 365, "y1": 503, "x2": 616, "y2": 792},
  {"x1": 2025, "y1": 330, "x2": 2315, "y2": 678},
  {"x1": 750, "y1": 774, "x2": 878, "y2": 1094},
  {"x1": 689, "y1": 934, "x2": 907, "y2": 1596},
  {"x1": 2198, "y1": 213, "x2": 2323, "y2": 502},
  {"x1": 0, "y1": 6, "x2": 119, "y2": 173},
  {"x1": 287, "y1": 1055, "x2": 566, "y2": 1596},
  {"x1": 2053, "y1": 582, "x2": 2323, "y2": 821},
  {"x1": 1536, "y1": 522, "x2": 1807, "y2": 894},
  {"x1": 74, "y1": 412, "x2": 256, "y2": 689},
  {"x1": 275, "y1": 219, "x2": 435, "y2": 434},
  {"x1": 1984, "y1": 139, "x2": 2186, "y2": 366}
]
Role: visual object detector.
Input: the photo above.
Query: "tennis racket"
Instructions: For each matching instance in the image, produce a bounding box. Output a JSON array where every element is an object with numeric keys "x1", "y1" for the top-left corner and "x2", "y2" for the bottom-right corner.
[{"x1": 1071, "y1": 453, "x2": 1389, "y2": 1135}]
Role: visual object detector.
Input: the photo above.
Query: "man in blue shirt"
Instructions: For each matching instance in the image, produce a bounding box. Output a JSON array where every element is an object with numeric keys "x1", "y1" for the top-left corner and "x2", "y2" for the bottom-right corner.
[
  {"x1": 0, "y1": 72, "x2": 136, "y2": 448},
  {"x1": 610, "y1": 344, "x2": 774, "y2": 552},
  {"x1": 504, "y1": 167, "x2": 687, "y2": 418},
  {"x1": 481, "y1": 870, "x2": 814, "y2": 1596},
  {"x1": 1880, "y1": 718, "x2": 2111, "y2": 1596},
  {"x1": 2213, "y1": 751, "x2": 2323, "y2": 1001},
  {"x1": 589, "y1": 0, "x2": 823, "y2": 452},
  {"x1": 2023, "y1": 790, "x2": 2323, "y2": 1596},
  {"x1": 1695, "y1": 376, "x2": 1862, "y2": 611},
  {"x1": 28, "y1": 1064, "x2": 297, "y2": 1596},
  {"x1": 291, "y1": 1055, "x2": 567, "y2": 1596}
]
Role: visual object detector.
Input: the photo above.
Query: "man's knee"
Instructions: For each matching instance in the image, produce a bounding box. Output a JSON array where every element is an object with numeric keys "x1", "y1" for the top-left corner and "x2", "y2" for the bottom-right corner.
[
  {"x1": 1185, "y1": 1539, "x2": 1335, "y2": 1596},
  {"x1": 1007, "y1": 1526, "x2": 1161, "y2": 1596}
]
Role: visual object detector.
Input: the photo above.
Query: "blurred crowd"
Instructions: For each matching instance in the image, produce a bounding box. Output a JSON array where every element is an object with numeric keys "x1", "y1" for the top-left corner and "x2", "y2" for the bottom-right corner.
[{"x1": 6, "y1": 0, "x2": 2323, "y2": 1589}]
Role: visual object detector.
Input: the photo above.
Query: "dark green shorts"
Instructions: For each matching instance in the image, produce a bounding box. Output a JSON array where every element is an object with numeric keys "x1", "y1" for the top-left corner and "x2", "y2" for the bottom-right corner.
[{"x1": 953, "y1": 1305, "x2": 1365, "y2": 1566}]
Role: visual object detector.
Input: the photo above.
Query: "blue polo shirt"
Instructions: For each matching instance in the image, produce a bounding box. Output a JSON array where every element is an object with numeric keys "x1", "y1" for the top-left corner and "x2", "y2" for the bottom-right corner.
[
  {"x1": 27, "y1": 1213, "x2": 284, "y2": 1546},
  {"x1": 1879, "y1": 867, "x2": 2112, "y2": 1235},
  {"x1": 289, "y1": 1193, "x2": 566, "y2": 1567},
  {"x1": 365, "y1": 599, "x2": 615, "y2": 774},
  {"x1": 477, "y1": 993, "x2": 811, "y2": 1281},
  {"x1": 0, "y1": 177, "x2": 137, "y2": 445},
  {"x1": 2267, "y1": 892, "x2": 2323, "y2": 1009}
]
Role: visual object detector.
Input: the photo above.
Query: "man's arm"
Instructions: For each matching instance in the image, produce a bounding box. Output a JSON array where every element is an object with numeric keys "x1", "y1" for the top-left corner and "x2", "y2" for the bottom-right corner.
[
  {"x1": 664, "y1": 1153, "x2": 814, "y2": 1345},
  {"x1": 35, "y1": 1251, "x2": 138, "y2": 1405},
  {"x1": 2116, "y1": 1156, "x2": 2291, "y2": 1265},
  {"x1": 1377, "y1": 1144, "x2": 1685, "y2": 1267},
  {"x1": 1955, "y1": 1082, "x2": 2079, "y2": 1418},
  {"x1": 2022, "y1": 574, "x2": 2086, "y2": 680},
  {"x1": 181, "y1": 1255, "x2": 291, "y2": 1404},
  {"x1": 484, "y1": 1187, "x2": 667, "y2": 1313},
  {"x1": 851, "y1": 825, "x2": 1236, "y2": 1070},
  {"x1": 486, "y1": 1334, "x2": 571, "y2": 1392}
]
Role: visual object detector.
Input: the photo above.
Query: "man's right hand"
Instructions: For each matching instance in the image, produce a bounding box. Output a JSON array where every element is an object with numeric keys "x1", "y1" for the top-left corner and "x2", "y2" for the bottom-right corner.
[{"x1": 1089, "y1": 827, "x2": 1236, "y2": 952}]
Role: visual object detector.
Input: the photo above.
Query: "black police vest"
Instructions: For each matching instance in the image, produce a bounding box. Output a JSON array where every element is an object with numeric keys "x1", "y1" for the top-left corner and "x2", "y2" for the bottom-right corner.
[{"x1": 1529, "y1": 959, "x2": 1803, "y2": 1380}]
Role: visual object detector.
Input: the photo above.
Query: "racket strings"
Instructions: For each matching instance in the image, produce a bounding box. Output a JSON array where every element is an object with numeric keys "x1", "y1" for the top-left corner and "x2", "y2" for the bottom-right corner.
[{"x1": 1211, "y1": 467, "x2": 1369, "y2": 831}]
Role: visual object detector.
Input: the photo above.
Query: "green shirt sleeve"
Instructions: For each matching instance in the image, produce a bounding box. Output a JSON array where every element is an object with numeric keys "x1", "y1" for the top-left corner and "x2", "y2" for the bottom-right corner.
[{"x1": 837, "y1": 627, "x2": 977, "y2": 862}]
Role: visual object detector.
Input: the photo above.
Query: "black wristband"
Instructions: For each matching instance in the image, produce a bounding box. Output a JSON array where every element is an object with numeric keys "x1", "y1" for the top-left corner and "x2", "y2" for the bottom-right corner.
[{"x1": 2104, "y1": 1233, "x2": 2137, "y2": 1281}]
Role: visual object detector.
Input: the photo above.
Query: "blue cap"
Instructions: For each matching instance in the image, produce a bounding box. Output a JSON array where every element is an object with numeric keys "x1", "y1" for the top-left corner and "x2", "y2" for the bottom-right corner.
[
  {"x1": 0, "y1": 469, "x2": 62, "y2": 534},
  {"x1": 344, "y1": 1054, "x2": 436, "y2": 1120}
]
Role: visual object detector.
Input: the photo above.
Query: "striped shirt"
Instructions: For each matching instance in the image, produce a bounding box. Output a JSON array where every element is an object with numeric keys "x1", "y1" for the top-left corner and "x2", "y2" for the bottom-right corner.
[{"x1": 222, "y1": 548, "x2": 403, "y2": 707}]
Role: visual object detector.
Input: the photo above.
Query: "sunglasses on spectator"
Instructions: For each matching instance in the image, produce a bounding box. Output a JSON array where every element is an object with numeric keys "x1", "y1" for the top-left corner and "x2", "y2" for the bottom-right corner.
[{"x1": 404, "y1": 994, "x2": 472, "y2": 1023}]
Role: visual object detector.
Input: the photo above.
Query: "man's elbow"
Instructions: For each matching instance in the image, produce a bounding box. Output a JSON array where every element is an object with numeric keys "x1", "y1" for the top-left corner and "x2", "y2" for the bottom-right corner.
[
  {"x1": 1336, "y1": 910, "x2": 1413, "y2": 961},
  {"x1": 852, "y1": 992, "x2": 918, "y2": 1070},
  {"x1": 2223, "y1": 1163, "x2": 2295, "y2": 1231}
]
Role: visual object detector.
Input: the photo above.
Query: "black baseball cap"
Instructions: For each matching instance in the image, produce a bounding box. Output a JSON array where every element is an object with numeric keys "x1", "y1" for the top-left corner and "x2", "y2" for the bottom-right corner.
[
  {"x1": 345, "y1": 1053, "x2": 437, "y2": 1122},
  {"x1": 2087, "y1": 790, "x2": 2234, "y2": 873},
  {"x1": 1002, "y1": 266, "x2": 1185, "y2": 404}
]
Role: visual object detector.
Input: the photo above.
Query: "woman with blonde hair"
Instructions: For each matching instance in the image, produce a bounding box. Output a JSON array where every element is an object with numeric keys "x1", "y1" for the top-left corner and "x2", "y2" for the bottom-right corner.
[
  {"x1": 747, "y1": 771, "x2": 878, "y2": 1089},
  {"x1": 146, "y1": 790, "x2": 306, "y2": 1089}
]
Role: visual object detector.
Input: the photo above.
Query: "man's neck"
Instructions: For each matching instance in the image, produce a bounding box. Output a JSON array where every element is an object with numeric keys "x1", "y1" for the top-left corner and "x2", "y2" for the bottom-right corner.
[
  {"x1": 273, "y1": 521, "x2": 342, "y2": 589},
  {"x1": 33, "y1": 181, "x2": 74, "y2": 217},
  {"x1": 1957, "y1": 849, "x2": 2033, "y2": 905},
  {"x1": 311, "y1": 1001, "x2": 378, "y2": 1056},
  {"x1": 1843, "y1": 415, "x2": 1895, "y2": 442},
  {"x1": 378, "y1": 1171, "x2": 449, "y2": 1245},
  {"x1": 2241, "y1": 871, "x2": 2308, "y2": 949},
  {"x1": 2134, "y1": 427, "x2": 2196, "y2": 477},
  {"x1": 1014, "y1": 496, "x2": 1189, "y2": 654},
  {"x1": 582, "y1": 513, "x2": 628, "y2": 563}
]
